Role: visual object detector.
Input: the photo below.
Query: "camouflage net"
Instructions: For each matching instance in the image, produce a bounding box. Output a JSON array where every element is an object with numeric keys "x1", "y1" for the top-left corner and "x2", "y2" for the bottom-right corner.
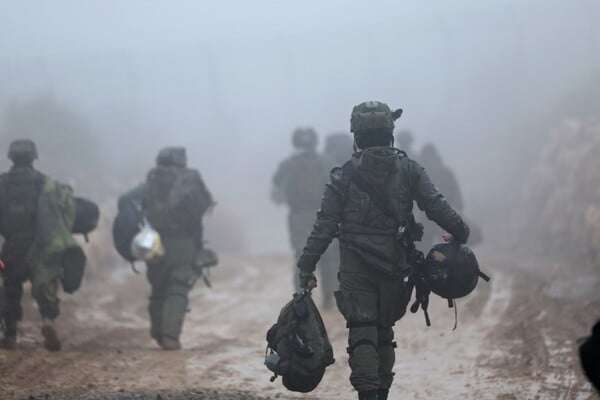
[{"x1": 519, "y1": 118, "x2": 600, "y2": 264}]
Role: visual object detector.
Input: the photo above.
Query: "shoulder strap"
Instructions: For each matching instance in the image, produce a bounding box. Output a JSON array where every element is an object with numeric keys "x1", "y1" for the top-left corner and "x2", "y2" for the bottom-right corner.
[{"x1": 342, "y1": 161, "x2": 401, "y2": 225}]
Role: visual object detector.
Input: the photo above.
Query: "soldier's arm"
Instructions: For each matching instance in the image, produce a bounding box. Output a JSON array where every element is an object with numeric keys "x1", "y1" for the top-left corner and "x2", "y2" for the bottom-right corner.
[
  {"x1": 410, "y1": 160, "x2": 469, "y2": 244},
  {"x1": 297, "y1": 167, "x2": 346, "y2": 273},
  {"x1": 194, "y1": 171, "x2": 215, "y2": 212},
  {"x1": 270, "y1": 161, "x2": 287, "y2": 204},
  {"x1": 117, "y1": 183, "x2": 146, "y2": 212}
]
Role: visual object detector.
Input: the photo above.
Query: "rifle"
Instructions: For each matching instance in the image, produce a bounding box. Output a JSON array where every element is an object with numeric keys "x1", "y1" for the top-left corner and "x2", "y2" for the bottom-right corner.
[{"x1": 194, "y1": 248, "x2": 219, "y2": 288}]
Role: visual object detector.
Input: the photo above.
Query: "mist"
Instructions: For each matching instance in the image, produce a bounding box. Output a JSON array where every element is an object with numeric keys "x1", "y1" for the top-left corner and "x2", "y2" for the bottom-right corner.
[{"x1": 1, "y1": 0, "x2": 599, "y2": 254}]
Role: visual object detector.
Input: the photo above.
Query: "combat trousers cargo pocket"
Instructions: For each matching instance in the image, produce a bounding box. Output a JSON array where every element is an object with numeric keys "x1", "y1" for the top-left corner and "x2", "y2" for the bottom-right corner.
[
  {"x1": 378, "y1": 279, "x2": 413, "y2": 327},
  {"x1": 334, "y1": 289, "x2": 377, "y2": 324}
]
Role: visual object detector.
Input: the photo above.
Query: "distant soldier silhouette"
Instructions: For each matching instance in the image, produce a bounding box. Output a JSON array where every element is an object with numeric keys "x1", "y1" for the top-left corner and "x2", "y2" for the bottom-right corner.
[
  {"x1": 271, "y1": 128, "x2": 331, "y2": 302},
  {"x1": 418, "y1": 143, "x2": 465, "y2": 247},
  {"x1": 0, "y1": 140, "x2": 83, "y2": 351},
  {"x1": 119, "y1": 147, "x2": 214, "y2": 350},
  {"x1": 394, "y1": 129, "x2": 416, "y2": 159}
]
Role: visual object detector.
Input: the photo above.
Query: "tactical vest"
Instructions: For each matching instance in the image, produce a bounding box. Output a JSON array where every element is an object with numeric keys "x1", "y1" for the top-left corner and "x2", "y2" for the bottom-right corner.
[
  {"x1": 144, "y1": 165, "x2": 183, "y2": 234},
  {"x1": 143, "y1": 166, "x2": 209, "y2": 236},
  {"x1": 0, "y1": 166, "x2": 44, "y2": 242},
  {"x1": 337, "y1": 147, "x2": 416, "y2": 276}
]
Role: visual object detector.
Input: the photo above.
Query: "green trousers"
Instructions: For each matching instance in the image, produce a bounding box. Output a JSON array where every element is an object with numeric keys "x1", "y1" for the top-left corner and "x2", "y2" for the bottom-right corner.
[
  {"x1": 1, "y1": 256, "x2": 61, "y2": 337},
  {"x1": 146, "y1": 236, "x2": 197, "y2": 343},
  {"x1": 335, "y1": 248, "x2": 412, "y2": 392}
]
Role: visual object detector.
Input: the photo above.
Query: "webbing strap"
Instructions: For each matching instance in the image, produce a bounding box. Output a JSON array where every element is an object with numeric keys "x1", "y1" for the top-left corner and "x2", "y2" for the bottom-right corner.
[
  {"x1": 346, "y1": 320, "x2": 378, "y2": 329},
  {"x1": 346, "y1": 338, "x2": 378, "y2": 354},
  {"x1": 378, "y1": 340, "x2": 397, "y2": 349},
  {"x1": 479, "y1": 271, "x2": 491, "y2": 282}
]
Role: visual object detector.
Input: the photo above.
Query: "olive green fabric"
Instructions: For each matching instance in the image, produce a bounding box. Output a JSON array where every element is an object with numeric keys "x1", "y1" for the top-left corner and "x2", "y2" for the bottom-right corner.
[
  {"x1": 0, "y1": 166, "x2": 43, "y2": 244},
  {"x1": 297, "y1": 146, "x2": 469, "y2": 276},
  {"x1": 1, "y1": 172, "x2": 78, "y2": 333},
  {"x1": 296, "y1": 145, "x2": 469, "y2": 393},
  {"x1": 335, "y1": 252, "x2": 411, "y2": 392},
  {"x1": 122, "y1": 160, "x2": 213, "y2": 344},
  {"x1": 146, "y1": 236, "x2": 197, "y2": 342}
]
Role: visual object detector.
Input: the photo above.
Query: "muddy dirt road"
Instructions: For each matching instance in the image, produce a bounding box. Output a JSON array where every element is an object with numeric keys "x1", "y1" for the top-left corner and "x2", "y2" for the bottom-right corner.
[{"x1": 0, "y1": 251, "x2": 598, "y2": 400}]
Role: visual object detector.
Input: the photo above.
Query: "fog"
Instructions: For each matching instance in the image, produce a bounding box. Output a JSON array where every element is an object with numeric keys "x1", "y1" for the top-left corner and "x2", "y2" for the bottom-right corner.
[{"x1": 1, "y1": 0, "x2": 599, "y2": 254}]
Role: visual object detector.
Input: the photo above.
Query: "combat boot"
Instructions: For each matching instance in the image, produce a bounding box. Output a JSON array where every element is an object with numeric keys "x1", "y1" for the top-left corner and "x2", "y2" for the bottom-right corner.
[
  {"x1": 160, "y1": 336, "x2": 181, "y2": 351},
  {"x1": 0, "y1": 335, "x2": 17, "y2": 350},
  {"x1": 358, "y1": 390, "x2": 377, "y2": 400},
  {"x1": 377, "y1": 389, "x2": 389, "y2": 400},
  {"x1": 41, "y1": 319, "x2": 61, "y2": 352}
]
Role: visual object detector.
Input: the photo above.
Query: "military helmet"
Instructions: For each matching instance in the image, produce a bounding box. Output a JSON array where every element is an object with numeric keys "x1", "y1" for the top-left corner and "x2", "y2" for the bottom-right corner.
[
  {"x1": 8, "y1": 139, "x2": 38, "y2": 162},
  {"x1": 350, "y1": 101, "x2": 402, "y2": 134},
  {"x1": 423, "y1": 243, "x2": 488, "y2": 300},
  {"x1": 156, "y1": 147, "x2": 187, "y2": 168},
  {"x1": 292, "y1": 127, "x2": 318, "y2": 150}
]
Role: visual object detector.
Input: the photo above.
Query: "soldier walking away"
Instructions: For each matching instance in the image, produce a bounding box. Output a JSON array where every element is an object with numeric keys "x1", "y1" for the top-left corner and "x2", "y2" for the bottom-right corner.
[
  {"x1": 296, "y1": 101, "x2": 470, "y2": 400},
  {"x1": 119, "y1": 147, "x2": 214, "y2": 350},
  {"x1": 271, "y1": 128, "x2": 331, "y2": 301},
  {"x1": 0, "y1": 140, "x2": 81, "y2": 351},
  {"x1": 394, "y1": 129, "x2": 416, "y2": 159}
]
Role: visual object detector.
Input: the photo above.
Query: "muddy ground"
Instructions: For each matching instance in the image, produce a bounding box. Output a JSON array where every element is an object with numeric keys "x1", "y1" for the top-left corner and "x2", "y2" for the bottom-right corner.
[{"x1": 0, "y1": 249, "x2": 598, "y2": 400}]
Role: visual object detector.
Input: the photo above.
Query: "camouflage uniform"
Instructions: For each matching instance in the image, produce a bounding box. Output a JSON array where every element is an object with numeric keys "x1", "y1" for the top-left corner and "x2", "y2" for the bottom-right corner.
[
  {"x1": 297, "y1": 102, "x2": 469, "y2": 400},
  {"x1": 119, "y1": 147, "x2": 213, "y2": 350},
  {"x1": 418, "y1": 143, "x2": 464, "y2": 248},
  {"x1": 0, "y1": 140, "x2": 65, "y2": 351},
  {"x1": 272, "y1": 128, "x2": 333, "y2": 303}
]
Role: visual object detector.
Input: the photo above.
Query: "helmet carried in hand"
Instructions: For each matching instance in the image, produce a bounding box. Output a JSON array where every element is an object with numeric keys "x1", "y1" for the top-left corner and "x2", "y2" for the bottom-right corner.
[{"x1": 423, "y1": 243, "x2": 487, "y2": 300}]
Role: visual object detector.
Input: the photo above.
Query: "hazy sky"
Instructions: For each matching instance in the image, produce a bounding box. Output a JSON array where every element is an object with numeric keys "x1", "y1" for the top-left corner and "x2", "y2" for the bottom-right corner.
[{"x1": 1, "y1": 1, "x2": 598, "y2": 253}]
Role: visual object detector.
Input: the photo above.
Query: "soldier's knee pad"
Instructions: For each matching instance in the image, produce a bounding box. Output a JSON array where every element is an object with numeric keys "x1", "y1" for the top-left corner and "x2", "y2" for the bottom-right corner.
[{"x1": 377, "y1": 327, "x2": 396, "y2": 389}]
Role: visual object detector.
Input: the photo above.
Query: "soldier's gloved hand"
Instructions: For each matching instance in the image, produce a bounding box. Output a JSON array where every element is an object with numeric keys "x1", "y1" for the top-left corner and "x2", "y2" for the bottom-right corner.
[{"x1": 299, "y1": 271, "x2": 317, "y2": 291}]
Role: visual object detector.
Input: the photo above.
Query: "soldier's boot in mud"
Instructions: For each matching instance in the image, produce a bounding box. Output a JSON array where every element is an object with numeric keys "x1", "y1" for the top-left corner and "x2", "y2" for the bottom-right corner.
[
  {"x1": 159, "y1": 289, "x2": 187, "y2": 351},
  {"x1": 41, "y1": 319, "x2": 61, "y2": 352},
  {"x1": 149, "y1": 299, "x2": 163, "y2": 345},
  {"x1": 0, "y1": 335, "x2": 17, "y2": 350},
  {"x1": 376, "y1": 389, "x2": 389, "y2": 400},
  {"x1": 358, "y1": 390, "x2": 377, "y2": 400},
  {"x1": 159, "y1": 337, "x2": 181, "y2": 351}
]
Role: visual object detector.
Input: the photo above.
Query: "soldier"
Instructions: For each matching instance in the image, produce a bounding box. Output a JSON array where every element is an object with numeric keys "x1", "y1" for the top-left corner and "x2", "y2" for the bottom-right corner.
[
  {"x1": 296, "y1": 101, "x2": 470, "y2": 400},
  {"x1": 0, "y1": 140, "x2": 67, "y2": 351},
  {"x1": 394, "y1": 129, "x2": 416, "y2": 159},
  {"x1": 271, "y1": 128, "x2": 331, "y2": 298},
  {"x1": 418, "y1": 143, "x2": 464, "y2": 248},
  {"x1": 119, "y1": 147, "x2": 214, "y2": 350}
]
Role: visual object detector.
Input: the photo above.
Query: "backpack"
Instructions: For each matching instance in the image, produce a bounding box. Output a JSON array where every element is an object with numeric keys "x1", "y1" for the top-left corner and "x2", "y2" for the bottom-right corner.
[
  {"x1": 265, "y1": 290, "x2": 335, "y2": 393},
  {"x1": 72, "y1": 197, "x2": 100, "y2": 242},
  {"x1": 112, "y1": 201, "x2": 143, "y2": 263},
  {"x1": 144, "y1": 166, "x2": 211, "y2": 233}
]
